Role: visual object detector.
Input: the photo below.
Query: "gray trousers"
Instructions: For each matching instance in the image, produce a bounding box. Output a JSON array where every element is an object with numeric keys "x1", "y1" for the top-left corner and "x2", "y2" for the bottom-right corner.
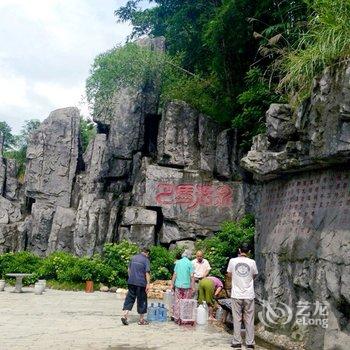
[{"x1": 231, "y1": 298, "x2": 255, "y2": 346}]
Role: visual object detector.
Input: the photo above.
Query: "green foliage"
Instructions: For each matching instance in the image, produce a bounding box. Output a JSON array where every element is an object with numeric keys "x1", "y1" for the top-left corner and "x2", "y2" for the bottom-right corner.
[
  {"x1": 38, "y1": 252, "x2": 79, "y2": 282},
  {"x1": 115, "y1": 1, "x2": 218, "y2": 72},
  {"x1": 203, "y1": 0, "x2": 256, "y2": 99},
  {"x1": 161, "y1": 72, "x2": 229, "y2": 122},
  {"x1": 195, "y1": 215, "x2": 255, "y2": 279},
  {"x1": 3, "y1": 148, "x2": 27, "y2": 181},
  {"x1": 279, "y1": 0, "x2": 350, "y2": 103},
  {"x1": 102, "y1": 241, "x2": 139, "y2": 287},
  {"x1": 86, "y1": 42, "x2": 224, "y2": 121},
  {"x1": 86, "y1": 43, "x2": 164, "y2": 117},
  {"x1": 232, "y1": 68, "x2": 283, "y2": 151},
  {"x1": 0, "y1": 219, "x2": 255, "y2": 288},
  {"x1": 149, "y1": 245, "x2": 183, "y2": 280},
  {"x1": 79, "y1": 117, "x2": 96, "y2": 152},
  {"x1": 3, "y1": 119, "x2": 41, "y2": 180},
  {"x1": 0, "y1": 251, "x2": 42, "y2": 284},
  {"x1": 252, "y1": 0, "x2": 309, "y2": 66},
  {"x1": 113, "y1": 0, "x2": 310, "y2": 147},
  {"x1": 0, "y1": 121, "x2": 16, "y2": 151},
  {"x1": 114, "y1": 0, "x2": 346, "y2": 147},
  {"x1": 17, "y1": 119, "x2": 41, "y2": 148},
  {"x1": 37, "y1": 252, "x2": 113, "y2": 284}
]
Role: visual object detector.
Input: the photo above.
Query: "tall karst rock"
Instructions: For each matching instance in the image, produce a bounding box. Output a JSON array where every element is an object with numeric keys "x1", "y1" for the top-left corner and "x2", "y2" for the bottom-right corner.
[
  {"x1": 1, "y1": 37, "x2": 348, "y2": 349},
  {"x1": 241, "y1": 63, "x2": 350, "y2": 350},
  {"x1": 0, "y1": 37, "x2": 244, "y2": 257}
]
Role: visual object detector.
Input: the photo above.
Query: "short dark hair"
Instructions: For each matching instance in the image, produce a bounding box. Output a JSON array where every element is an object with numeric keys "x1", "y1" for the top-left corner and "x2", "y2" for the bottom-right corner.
[
  {"x1": 141, "y1": 247, "x2": 150, "y2": 254},
  {"x1": 175, "y1": 251, "x2": 182, "y2": 260},
  {"x1": 240, "y1": 243, "x2": 250, "y2": 254}
]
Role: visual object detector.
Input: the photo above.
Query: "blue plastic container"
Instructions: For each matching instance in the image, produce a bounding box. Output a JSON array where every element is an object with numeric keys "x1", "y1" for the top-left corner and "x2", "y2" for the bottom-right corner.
[
  {"x1": 160, "y1": 303, "x2": 167, "y2": 322},
  {"x1": 147, "y1": 303, "x2": 157, "y2": 322}
]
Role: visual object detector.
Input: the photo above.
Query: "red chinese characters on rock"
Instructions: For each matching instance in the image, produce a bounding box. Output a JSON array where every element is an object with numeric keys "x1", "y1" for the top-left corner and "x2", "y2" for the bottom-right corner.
[{"x1": 155, "y1": 183, "x2": 233, "y2": 210}]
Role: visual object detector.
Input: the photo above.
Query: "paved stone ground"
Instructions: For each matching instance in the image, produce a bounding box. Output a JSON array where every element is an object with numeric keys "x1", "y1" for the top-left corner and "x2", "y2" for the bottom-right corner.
[{"x1": 0, "y1": 287, "x2": 268, "y2": 350}]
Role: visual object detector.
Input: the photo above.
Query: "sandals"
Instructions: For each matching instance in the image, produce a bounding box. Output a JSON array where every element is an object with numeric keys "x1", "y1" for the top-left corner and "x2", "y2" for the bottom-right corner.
[
  {"x1": 138, "y1": 319, "x2": 149, "y2": 325},
  {"x1": 121, "y1": 317, "x2": 149, "y2": 325},
  {"x1": 121, "y1": 317, "x2": 129, "y2": 325}
]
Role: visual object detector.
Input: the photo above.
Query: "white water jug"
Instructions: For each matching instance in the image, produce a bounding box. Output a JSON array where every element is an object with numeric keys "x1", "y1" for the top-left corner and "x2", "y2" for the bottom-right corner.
[
  {"x1": 34, "y1": 282, "x2": 44, "y2": 295},
  {"x1": 38, "y1": 279, "x2": 46, "y2": 291},
  {"x1": 163, "y1": 290, "x2": 173, "y2": 308},
  {"x1": 196, "y1": 303, "x2": 208, "y2": 325},
  {"x1": 215, "y1": 305, "x2": 224, "y2": 321}
]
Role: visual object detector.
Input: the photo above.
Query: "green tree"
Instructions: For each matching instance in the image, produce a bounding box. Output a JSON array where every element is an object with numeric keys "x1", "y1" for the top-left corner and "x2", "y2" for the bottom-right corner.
[
  {"x1": 16, "y1": 119, "x2": 41, "y2": 149},
  {"x1": 79, "y1": 118, "x2": 96, "y2": 152},
  {"x1": 86, "y1": 43, "x2": 221, "y2": 120},
  {"x1": 196, "y1": 215, "x2": 255, "y2": 278},
  {"x1": 0, "y1": 121, "x2": 16, "y2": 151},
  {"x1": 232, "y1": 68, "x2": 283, "y2": 150},
  {"x1": 4, "y1": 119, "x2": 41, "y2": 179},
  {"x1": 114, "y1": 0, "x2": 308, "y2": 146}
]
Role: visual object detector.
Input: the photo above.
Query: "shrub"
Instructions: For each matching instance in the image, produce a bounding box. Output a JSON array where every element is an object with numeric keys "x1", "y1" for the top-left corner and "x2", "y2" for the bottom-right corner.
[
  {"x1": 232, "y1": 68, "x2": 283, "y2": 151},
  {"x1": 195, "y1": 215, "x2": 255, "y2": 279},
  {"x1": 149, "y1": 246, "x2": 183, "y2": 281},
  {"x1": 0, "y1": 217, "x2": 255, "y2": 288},
  {"x1": 86, "y1": 43, "x2": 227, "y2": 122},
  {"x1": 55, "y1": 255, "x2": 113, "y2": 284},
  {"x1": 38, "y1": 251, "x2": 79, "y2": 282},
  {"x1": 279, "y1": 0, "x2": 350, "y2": 104},
  {"x1": 37, "y1": 252, "x2": 114, "y2": 284},
  {"x1": 0, "y1": 251, "x2": 42, "y2": 284},
  {"x1": 102, "y1": 241, "x2": 139, "y2": 288}
]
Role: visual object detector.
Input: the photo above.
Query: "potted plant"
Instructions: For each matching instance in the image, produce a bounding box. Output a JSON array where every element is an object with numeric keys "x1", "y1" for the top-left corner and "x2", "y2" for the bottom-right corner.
[
  {"x1": 80, "y1": 259, "x2": 95, "y2": 293},
  {"x1": 85, "y1": 278, "x2": 94, "y2": 293}
]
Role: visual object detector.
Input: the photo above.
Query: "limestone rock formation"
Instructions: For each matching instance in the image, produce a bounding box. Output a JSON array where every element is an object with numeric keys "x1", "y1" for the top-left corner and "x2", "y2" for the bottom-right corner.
[
  {"x1": 47, "y1": 207, "x2": 76, "y2": 254},
  {"x1": 0, "y1": 36, "x2": 348, "y2": 349},
  {"x1": 0, "y1": 223, "x2": 24, "y2": 253},
  {"x1": 266, "y1": 103, "x2": 295, "y2": 140},
  {"x1": 242, "y1": 63, "x2": 350, "y2": 349},
  {"x1": 4, "y1": 159, "x2": 20, "y2": 200},
  {"x1": 25, "y1": 107, "x2": 80, "y2": 207},
  {"x1": 133, "y1": 162, "x2": 244, "y2": 237},
  {"x1": 121, "y1": 207, "x2": 157, "y2": 226},
  {"x1": 157, "y1": 100, "x2": 238, "y2": 176},
  {"x1": 73, "y1": 194, "x2": 111, "y2": 256},
  {"x1": 0, "y1": 135, "x2": 6, "y2": 195},
  {"x1": 242, "y1": 63, "x2": 350, "y2": 180},
  {"x1": 215, "y1": 129, "x2": 238, "y2": 179},
  {"x1": 0, "y1": 196, "x2": 21, "y2": 224}
]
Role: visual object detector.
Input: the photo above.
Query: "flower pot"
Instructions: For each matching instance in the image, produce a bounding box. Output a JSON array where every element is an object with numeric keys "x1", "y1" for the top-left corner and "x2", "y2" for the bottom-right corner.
[
  {"x1": 85, "y1": 280, "x2": 94, "y2": 293},
  {"x1": 0, "y1": 279, "x2": 5, "y2": 291},
  {"x1": 34, "y1": 282, "x2": 44, "y2": 295}
]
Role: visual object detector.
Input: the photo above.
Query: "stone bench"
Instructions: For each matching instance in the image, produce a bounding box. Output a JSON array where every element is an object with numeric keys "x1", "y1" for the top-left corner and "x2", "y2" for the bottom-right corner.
[{"x1": 6, "y1": 273, "x2": 33, "y2": 293}]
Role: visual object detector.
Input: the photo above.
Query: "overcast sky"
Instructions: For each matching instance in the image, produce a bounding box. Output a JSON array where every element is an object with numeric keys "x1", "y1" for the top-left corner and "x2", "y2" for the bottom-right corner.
[{"x1": 0, "y1": 0, "x2": 144, "y2": 134}]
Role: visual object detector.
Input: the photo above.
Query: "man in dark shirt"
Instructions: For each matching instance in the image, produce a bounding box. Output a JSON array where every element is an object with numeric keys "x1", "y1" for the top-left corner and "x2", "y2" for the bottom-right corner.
[{"x1": 121, "y1": 247, "x2": 151, "y2": 325}]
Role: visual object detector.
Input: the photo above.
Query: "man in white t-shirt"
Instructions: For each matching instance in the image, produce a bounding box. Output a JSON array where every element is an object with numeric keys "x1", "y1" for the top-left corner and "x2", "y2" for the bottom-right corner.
[
  {"x1": 192, "y1": 250, "x2": 211, "y2": 281},
  {"x1": 192, "y1": 250, "x2": 211, "y2": 298},
  {"x1": 227, "y1": 243, "x2": 258, "y2": 349}
]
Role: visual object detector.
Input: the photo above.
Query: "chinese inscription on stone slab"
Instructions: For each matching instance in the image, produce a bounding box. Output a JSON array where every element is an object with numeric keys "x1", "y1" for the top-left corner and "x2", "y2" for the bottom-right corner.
[
  {"x1": 260, "y1": 171, "x2": 350, "y2": 236},
  {"x1": 155, "y1": 183, "x2": 233, "y2": 210}
]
